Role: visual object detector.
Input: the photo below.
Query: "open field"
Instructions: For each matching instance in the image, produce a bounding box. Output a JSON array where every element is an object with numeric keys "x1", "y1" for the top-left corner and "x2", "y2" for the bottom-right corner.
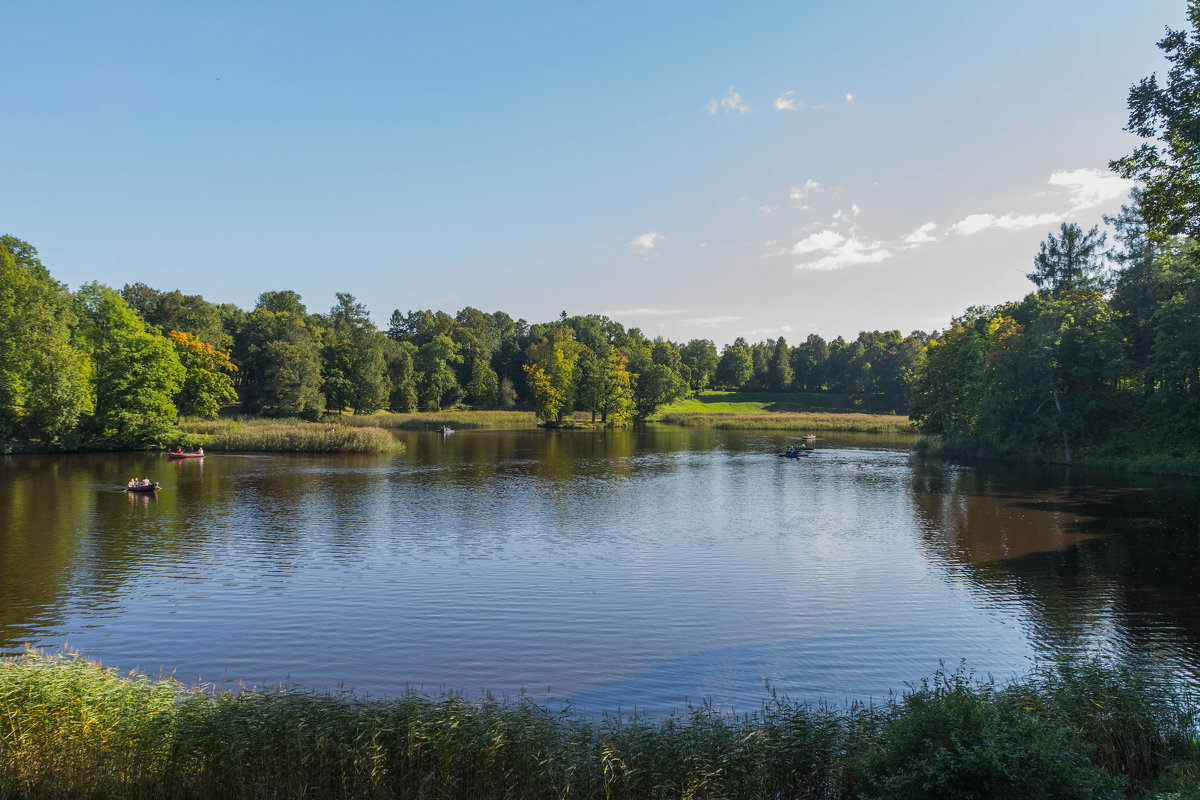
[
  {"x1": 666, "y1": 390, "x2": 856, "y2": 414},
  {"x1": 1, "y1": 650, "x2": 1195, "y2": 799}
]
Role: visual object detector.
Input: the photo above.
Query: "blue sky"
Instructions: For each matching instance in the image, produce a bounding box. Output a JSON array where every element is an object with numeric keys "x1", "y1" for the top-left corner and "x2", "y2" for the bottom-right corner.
[{"x1": 1, "y1": 1, "x2": 1185, "y2": 344}]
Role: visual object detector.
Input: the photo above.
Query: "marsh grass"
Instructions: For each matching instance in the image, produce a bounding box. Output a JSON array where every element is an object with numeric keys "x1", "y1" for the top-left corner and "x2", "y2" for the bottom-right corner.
[
  {"x1": 2, "y1": 651, "x2": 1197, "y2": 799},
  {"x1": 656, "y1": 411, "x2": 917, "y2": 434},
  {"x1": 177, "y1": 419, "x2": 402, "y2": 453},
  {"x1": 333, "y1": 410, "x2": 542, "y2": 430}
]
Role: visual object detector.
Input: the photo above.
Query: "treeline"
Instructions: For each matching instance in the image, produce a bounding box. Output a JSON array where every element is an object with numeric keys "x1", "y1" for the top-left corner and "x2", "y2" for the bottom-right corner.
[
  {"x1": 0, "y1": 235, "x2": 921, "y2": 450},
  {"x1": 908, "y1": 6, "x2": 1200, "y2": 466}
]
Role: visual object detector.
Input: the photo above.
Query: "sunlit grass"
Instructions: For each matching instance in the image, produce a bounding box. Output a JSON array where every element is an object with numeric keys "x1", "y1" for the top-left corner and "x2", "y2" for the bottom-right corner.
[
  {"x1": 667, "y1": 390, "x2": 855, "y2": 414},
  {"x1": 2, "y1": 650, "x2": 1196, "y2": 799},
  {"x1": 657, "y1": 411, "x2": 917, "y2": 433},
  {"x1": 334, "y1": 410, "x2": 542, "y2": 430},
  {"x1": 178, "y1": 419, "x2": 403, "y2": 453}
]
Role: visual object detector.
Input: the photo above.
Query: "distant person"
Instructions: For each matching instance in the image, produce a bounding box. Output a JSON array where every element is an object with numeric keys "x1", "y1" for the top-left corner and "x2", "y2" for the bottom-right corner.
[{"x1": 196, "y1": 446, "x2": 204, "y2": 456}]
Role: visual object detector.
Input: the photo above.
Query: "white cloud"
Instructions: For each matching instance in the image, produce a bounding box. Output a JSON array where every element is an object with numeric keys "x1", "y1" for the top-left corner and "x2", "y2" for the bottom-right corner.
[
  {"x1": 708, "y1": 86, "x2": 748, "y2": 115},
  {"x1": 683, "y1": 315, "x2": 740, "y2": 326},
  {"x1": 790, "y1": 229, "x2": 846, "y2": 255},
  {"x1": 949, "y1": 212, "x2": 1060, "y2": 236},
  {"x1": 605, "y1": 308, "x2": 684, "y2": 317},
  {"x1": 844, "y1": 92, "x2": 855, "y2": 104},
  {"x1": 903, "y1": 221, "x2": 939, "y2": 245},
  {"x1": 698, "y1": 240, "x2": 708, "y2": 248},
  {"x1": 789, "y1": 179, "x2": 822, "y2": 201},
  {"x1": 735, "y1": 324, "x2": 794, "y2": 339},
  {"x1": 628, "y1": 231, "x2": 664, "y2": 253},
  {"x1": 774, "y1": 90, "x2": 804, "y2": 111},
  {"x1": 790, "y1": 228, "x2": 892, "y2": 271},
  {"x1": 851, "y1": 203, "x2": 861, "y2": 217},
  {"x1": 1048, "y1": 167, "x2": 1132, "y2": 211},
  {"x1": 760, "y1": 204, "x2": 774, "y2": 213}
]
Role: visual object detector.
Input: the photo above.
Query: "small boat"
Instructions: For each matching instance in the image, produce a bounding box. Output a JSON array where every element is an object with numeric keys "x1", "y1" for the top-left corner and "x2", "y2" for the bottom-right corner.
[
  {"x1": 167, "y1": 452, "x2": 205, "y2": 459},
  {"x1": 436, "y1": 426, "x2": 454, "y2": 434},
  {"x1": 779, "y1": 450, "x2": 811, "y2": 458},
  {"x1": 125, "y1": 482, "x2": 160, "y2": 492},
  {"x1": 799, "y1": 435, "x2": 817, "y2": 440}
]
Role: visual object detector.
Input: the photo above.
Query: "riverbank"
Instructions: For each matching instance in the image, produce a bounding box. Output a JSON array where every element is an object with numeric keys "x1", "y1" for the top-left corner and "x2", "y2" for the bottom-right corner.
[
  {"x1": 178, "y1": 418, "x2": 403, "y2": 453},
  {"x1": 1, "y1": 651, "x2": 1194, "y2": 799}
]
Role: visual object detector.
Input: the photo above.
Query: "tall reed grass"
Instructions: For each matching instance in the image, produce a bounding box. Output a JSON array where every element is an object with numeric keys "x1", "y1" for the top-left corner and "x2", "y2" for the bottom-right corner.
[
  {"x1": 334, "y1": 410, "x2": 541, "y2": 430},
  {"x1": 178, "y1": 419, "x2": 402, "y2": 453},
  {"x1": 1, "y1": 651, "x2": 1195, "y2": 799},
  {"x1": 656, "y1": 411, "x2": 917, "y2": 434}
]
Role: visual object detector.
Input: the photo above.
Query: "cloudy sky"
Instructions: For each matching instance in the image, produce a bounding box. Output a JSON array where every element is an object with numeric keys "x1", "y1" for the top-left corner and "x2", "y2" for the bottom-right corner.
[{"x1": 1, "y1": 1, "x2": 1185, "y2": 345}]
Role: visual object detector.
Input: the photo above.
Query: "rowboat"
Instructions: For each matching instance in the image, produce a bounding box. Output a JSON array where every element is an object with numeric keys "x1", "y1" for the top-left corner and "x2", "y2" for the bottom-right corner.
[
  {"x1": 167, "y1": 452, "x2": 204, "y2": 459},
  {"x1": 125, "y1": 482, "x2": 160, "y2": 492}
]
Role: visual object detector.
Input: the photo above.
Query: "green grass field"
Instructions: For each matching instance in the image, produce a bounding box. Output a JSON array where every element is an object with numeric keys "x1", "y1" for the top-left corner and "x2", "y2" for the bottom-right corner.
[{"x1": 665, "y1": 390, "x2": 856, "y2": 414}]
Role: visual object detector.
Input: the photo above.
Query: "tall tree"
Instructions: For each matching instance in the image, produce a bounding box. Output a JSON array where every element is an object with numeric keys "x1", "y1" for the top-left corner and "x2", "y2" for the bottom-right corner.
[
  {"x1": 766, "y1": 337, "x2": 794, "y2": 392},
  {"x1": 1027, "y1": 223, "x2": 1108, "y2": 296},
  {"x1": 76, "y1": 283, "x2": 185, "y2": 446},
  {"x1": 1112, "y1": 1, "x2": 1200, "y2": 238},
  {"x1": 716, "y1": 339, "x2": 753, "y2": 389}
]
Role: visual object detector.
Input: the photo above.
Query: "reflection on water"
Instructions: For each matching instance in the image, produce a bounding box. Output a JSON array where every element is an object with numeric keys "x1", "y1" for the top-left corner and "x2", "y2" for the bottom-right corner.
[{"x1": 1, "y1": 429, "x2": 1198, "y2": 714}]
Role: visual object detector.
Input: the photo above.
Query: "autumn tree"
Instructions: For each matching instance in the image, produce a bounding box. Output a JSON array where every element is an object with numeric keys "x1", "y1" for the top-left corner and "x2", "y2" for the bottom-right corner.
[{"x1": 169, "y1": 330, "x2": 237, "y2": 418}]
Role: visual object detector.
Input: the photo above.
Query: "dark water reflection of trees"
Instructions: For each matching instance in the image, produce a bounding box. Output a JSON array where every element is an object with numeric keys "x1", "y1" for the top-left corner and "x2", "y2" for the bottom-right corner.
[{"x1": 911, "y1": 458, "x2": 1200, "y2": 669}]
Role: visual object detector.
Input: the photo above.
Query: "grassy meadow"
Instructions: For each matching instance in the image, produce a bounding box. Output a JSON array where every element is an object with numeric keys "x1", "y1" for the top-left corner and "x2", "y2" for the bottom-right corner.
[
  {"x1": 1, "y1": 650, "x2": 1196, "y2": 799},
  {"x1": 655, "y1": 392, "x2": 916, "y2": 433}
]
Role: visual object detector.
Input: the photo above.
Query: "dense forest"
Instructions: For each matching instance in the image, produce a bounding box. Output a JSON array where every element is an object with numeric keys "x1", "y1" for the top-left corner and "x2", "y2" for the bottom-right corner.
[
  {"x1": 909, "y1": 6, "x2": 1200, "y2": 466},
  {"x1": 0, "y1": 231, "x2": 924, "y2": 451},
  {"x1": 6, "y1": 6, "x2": 1200, "y2": 464}
]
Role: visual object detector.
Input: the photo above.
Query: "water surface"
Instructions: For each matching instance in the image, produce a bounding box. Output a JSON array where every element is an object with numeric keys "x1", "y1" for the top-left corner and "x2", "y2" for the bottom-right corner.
[{"x1": 2, "y1": 428, "x2": 1197, "y2": 714}]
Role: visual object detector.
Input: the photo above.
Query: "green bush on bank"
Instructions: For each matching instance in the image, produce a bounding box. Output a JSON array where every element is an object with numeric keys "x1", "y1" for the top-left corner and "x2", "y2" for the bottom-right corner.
[{"x1": 1, "y1": 651, "x2": 1196, "y2": 799}]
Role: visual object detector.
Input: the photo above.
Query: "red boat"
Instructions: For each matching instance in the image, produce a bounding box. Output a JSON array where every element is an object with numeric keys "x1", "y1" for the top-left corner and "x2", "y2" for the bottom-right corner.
[{"x1": 167, "y1": 452, "x2": 205, "y2": 459}]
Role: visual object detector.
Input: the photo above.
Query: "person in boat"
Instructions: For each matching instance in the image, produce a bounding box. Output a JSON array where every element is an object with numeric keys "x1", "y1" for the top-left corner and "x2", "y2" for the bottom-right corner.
[
  {"x1": 139, "y1": 477, "x2": 150, "y2": 487},
  {"x1": 127, "y1": 478, "x2": 136, "y2": 487},
  {"x1": 196, "y1": 446, "x2": 204, "y2": 455},
  {"x1": 786, "y1": 445, "x2": 794, "y2": 455}
]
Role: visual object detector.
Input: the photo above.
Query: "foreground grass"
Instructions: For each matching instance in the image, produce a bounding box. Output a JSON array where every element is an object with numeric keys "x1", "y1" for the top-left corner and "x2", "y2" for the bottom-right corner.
[
  {"x1": 1, "y1": 652, "x2": 1196, "y2": 799},
  {"x1": 657, "y1": 411, "x2": 916, "y2": 434},
  {"x1": 178, "y1": 419, "x2": 402, "y2": 454}
]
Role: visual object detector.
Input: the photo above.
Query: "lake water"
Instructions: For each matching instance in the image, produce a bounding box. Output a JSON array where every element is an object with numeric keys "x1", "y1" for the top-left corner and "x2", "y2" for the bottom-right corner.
[{"x1": 3, "y1": 428, "x2": 1199, "y2": 715}]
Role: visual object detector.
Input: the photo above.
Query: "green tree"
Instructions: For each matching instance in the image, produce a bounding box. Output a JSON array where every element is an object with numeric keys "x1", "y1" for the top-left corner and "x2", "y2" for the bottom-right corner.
[
  {"x1": 0, "y1": 236, "x2": 91, "y2": 442},
  {"x1": 680, "y1": 339, "x2": 718, "y2": 390},
  {"x1": 384, "y1": 339, "x2": 419, "y2": 412},
  {"x1": 76, "y1": 283, "x2": 185, "y2": 446},
  {"x1": 716, "y1": 338, "x2": 753, "y2": 388},
  {"x1": 766, "y1": 337, "x2": 794, "y2": 392},
  {"x1": 237, "y1": 308, "x2": 325, "y2": 419},
  {"x1": 1112, "y1": 1, "x2": 1200, "y2": 237},
  {"x1": 417, "y1": 335, "x2": 462, "y2": 411},
  {"x1": 1027, "y1": 223, "x2": 1108, "y2": 296},
  {"x1": 322, "y1": 293, "x2": 388, "y2": 415}
]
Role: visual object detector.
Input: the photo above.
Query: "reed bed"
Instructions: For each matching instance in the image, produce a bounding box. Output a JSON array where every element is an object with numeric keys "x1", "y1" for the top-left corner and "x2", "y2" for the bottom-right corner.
[
  {"x1": 1, "y1": 651, "x2": 1196, "y2": 799},
  {"x1": 333, "y1": 411, "x2": 542, "y2": 430},
  {"x1": 178, "y1": 419, "x2": 402, "y2": 453},
  {"x1": 656, "y1": 411, "x2": 917, "y2": 434}
]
